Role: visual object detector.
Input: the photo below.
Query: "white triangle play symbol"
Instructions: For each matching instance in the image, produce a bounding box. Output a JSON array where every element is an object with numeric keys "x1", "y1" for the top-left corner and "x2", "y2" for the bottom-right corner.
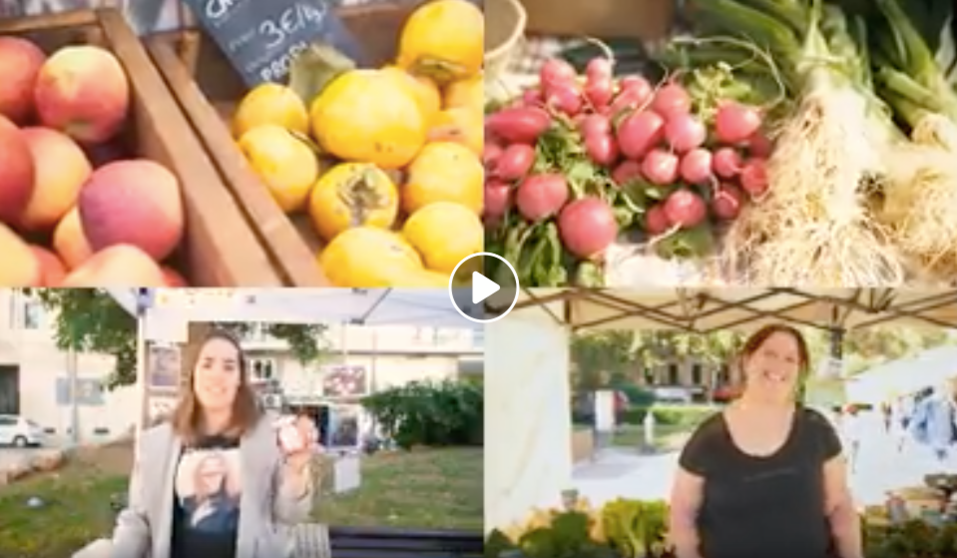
[{"x1": 472, "y1": 271, "x2": 501, "y2": 304}]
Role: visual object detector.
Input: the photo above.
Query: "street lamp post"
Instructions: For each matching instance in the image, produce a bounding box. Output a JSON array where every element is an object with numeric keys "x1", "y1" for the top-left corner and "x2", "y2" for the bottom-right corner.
[
  {"x1": 67, "y1": 322, "x2": 79, "y2": 448},
  {"x1": 133, "y1": 289, "x2": 153, "y2": 463}
]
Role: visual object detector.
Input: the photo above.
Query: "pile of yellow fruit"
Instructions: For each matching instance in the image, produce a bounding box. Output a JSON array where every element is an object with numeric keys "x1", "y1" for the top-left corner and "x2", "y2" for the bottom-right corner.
[{"x1": 231, "y1": 0, "x2": 484, "y2": 287}]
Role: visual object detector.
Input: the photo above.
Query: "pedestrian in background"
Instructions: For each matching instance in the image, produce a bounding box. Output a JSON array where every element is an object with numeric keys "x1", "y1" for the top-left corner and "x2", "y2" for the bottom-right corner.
[
  {"x1": 909, "y1": 383, "x2": 957, "y2": 467},
  {"x1": 881, "y1": 401, "x2": 892, "y2": 433},
  {"x1": 890, "y1": 397, "x2": 909, "y2": 453},
  {"x1": 842, "y1": 406, "x2": 862, "y2": 473}
]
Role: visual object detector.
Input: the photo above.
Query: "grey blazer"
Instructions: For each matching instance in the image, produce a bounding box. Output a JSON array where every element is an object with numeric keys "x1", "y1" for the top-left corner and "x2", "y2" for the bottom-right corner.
[{"x1": 110, "y1": 413, "x2": 314, "y2": 558}]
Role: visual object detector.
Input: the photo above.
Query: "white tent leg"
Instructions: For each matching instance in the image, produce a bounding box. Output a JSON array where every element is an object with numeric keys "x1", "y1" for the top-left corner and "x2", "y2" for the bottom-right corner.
[{"x1": 484, "y1": 302, "x2": 572, "y2": 532}]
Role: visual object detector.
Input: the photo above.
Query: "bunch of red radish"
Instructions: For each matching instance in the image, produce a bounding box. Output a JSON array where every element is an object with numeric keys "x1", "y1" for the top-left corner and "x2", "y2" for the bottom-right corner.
[{"x1": 484, "y1": 55, "x2": 771, "y2": 261}]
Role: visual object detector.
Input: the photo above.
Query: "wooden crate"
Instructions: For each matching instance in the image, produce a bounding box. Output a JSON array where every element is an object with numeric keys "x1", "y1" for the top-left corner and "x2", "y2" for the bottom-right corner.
[
  {"x1": 144, "y1": 2, "x2": 427, "y2": 287},
  {"x1": 0, "y1": 8, "x2": 283, "y2": 286},
  {"x1": 518, "y1": 0, "x2": 674, "y2": 41}
]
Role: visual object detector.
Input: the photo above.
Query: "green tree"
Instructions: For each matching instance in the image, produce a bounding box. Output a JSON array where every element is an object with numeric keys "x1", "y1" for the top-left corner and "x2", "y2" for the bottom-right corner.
[
  {"x1": 840, "y1": 325, "x2": 953, "y2": 375},
  {"x1": 634, "y1": 330, "x2": 744, "y2": 368},
  {"x1": 570, "y1": 330, "x2": 746, "y2": 390},
  {"x1": 32, "y1": 289, "x2": 329, "y2": 389},
  {"x1": 571, "y1": 325, "x2": 953, "y2": 387},
  {"x1": 569, "y1": 330, "x2": 638, "y2": 390}
]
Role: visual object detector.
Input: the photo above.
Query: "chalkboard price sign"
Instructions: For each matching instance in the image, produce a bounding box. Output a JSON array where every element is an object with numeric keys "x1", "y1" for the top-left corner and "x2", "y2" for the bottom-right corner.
[{"x1": 183, "y1": 0, "x2": 366, "y2": 86}]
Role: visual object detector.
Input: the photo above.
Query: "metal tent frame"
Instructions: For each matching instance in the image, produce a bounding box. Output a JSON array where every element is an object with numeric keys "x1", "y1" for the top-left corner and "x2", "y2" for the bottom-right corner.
[
  {"x1": 109, "y1": 288, "x2": 481, "y2": 460},
  {"x1": 106, "y1": 288, "x2": 479, "y2": 331},
  {"x1": 487, "y1": 287, "x2": 957, "y2": 531},
  {"x1": 511, "y1": 288, "x2": 957, "y2": 333}
]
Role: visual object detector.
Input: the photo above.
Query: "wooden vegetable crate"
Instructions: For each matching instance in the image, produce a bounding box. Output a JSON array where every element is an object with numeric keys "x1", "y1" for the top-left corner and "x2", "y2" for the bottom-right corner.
[
  {"x1": 518, "y1": 0, "x2": 674, "y2": 41},
  {"x1": 145, "y1": 2, "x2": 428, "y2": 287},
  {"x1": 0, "y1": 8, "x2": 282, "y2": 287}
]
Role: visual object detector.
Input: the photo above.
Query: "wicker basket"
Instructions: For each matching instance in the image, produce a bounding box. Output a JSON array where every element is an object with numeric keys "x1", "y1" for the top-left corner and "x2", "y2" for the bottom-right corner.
[{"x1": 485, "y1": 0, "x2": 526, "y2": 82}]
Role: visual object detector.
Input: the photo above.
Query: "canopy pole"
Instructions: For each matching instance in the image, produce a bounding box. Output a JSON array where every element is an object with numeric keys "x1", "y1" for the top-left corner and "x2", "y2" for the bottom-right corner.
[
  {"x1": 830, "y1": 328, "x2": 845, "y2": 358},
  {"x1": 485, "y1": 301, "x2": 572, "y2": 532}
]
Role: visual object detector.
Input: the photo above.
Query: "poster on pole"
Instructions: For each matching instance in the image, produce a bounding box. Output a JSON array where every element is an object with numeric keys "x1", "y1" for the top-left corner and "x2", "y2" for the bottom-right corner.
[
  {"x1": 148, "y1": 394, "x2": 178, "y2": 425},
  {"x1": 594, "y1": 390, "x2": 616, "y2": 432},
  {"x1": 816, "y1": 356, "x2": 845, "y2": 380},
  {"x1": 321, "y1": 364, "x2": 368, "y2": 398},
  {"x1": 55, "y1": 378, "x2": 105, "y2": 406},
  {"x1": 327, "y1": 405, "x2": 360, "y2": 448},
  {"x1": 147, "y1": 344, "x2": 181, "y2": 392},
  {"x1": 333, "y1": 453, "x2": 361, "y2": 493}
]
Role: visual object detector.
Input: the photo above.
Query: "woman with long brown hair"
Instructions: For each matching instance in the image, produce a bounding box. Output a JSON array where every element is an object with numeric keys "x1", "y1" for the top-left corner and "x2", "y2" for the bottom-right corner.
[
  {"x1": 669, "y1": 324, "x2": 862, "y2": 558},
  {"x1": 75, "y1": 329, "x2": 318, "y2": 558}
]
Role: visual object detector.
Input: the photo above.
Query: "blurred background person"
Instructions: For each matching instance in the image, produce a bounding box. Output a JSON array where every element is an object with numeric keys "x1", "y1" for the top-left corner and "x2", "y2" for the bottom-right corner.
[
  {"x1": 890, "y1": 396, "x2": 910, "y2": 454},
  {"x1": 909, "y1": 382, "x2": 957, "y2": 467},
  {"x1": 842, "y1": 406, "x2": 863, "y2": 474}
]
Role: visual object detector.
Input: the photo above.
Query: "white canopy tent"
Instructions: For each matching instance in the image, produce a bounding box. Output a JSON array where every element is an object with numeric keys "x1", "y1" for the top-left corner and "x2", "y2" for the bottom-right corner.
[
  {"x1": 105, "y1": 288, "x2": 480, "y2": 342},
  {"x1": 101, "y1": 288, "x2": 480, "y2": 457},
  {"x1": 485, "y1": 287, "x2": 957, "y2": 532},
  {"x1": 846, "y1": 345, "x2": 957, "y2": 403},
  {"x1": 508, "y1": 288, "x2": 957, "y2": 333}
]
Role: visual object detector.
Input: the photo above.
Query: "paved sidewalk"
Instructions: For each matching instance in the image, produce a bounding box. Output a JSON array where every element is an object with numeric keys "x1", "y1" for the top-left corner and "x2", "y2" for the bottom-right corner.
[{"x1": 572, "y1": 447, "x2": 680, "y2": 506}]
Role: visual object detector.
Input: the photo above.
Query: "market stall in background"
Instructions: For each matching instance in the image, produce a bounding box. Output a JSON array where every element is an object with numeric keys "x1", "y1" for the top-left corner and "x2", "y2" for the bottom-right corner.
[
  {"x1": 484, "y1": 287, "x2": 957, "y2": 558},
  {"x1": 484, "y1": 0, "x2": 957, "y2": 288},
  {"x1": 0, "y1": 0, "x2": 485, "y2": 288}
]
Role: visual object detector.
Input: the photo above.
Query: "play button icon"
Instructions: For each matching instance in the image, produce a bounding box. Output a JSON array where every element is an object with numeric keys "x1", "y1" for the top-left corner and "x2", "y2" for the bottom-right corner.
[
  {"x1": 472, "y1": 271, "x2": 500, "y2": 304},
  {"x1": 449, "y1": 252, "x2": 519, "y2": 323}
]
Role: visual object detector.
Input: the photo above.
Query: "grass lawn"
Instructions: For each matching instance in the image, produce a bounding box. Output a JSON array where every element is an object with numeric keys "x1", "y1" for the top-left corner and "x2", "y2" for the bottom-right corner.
[
  {"x1": 610, "y1": 405, "x2": 719, "y2": 450},
  {"x1": 0, "y1": 443, "x2": 482, "y2": 558}
]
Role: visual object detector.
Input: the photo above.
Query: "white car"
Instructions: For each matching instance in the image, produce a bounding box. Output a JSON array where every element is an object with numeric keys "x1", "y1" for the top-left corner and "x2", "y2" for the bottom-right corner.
[
  {"x1": 0, "y1": 415, "x2": 45, "y2": 447},
  {"x1": 652, "y1": 386, "x2": 695, "y2": 404}
]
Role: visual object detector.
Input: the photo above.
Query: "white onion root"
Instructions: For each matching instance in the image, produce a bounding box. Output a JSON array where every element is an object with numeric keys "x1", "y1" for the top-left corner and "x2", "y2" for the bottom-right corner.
[
  {"x1": 722, "y1": 82, "x2": 905, "y2": 286},
  {"x1": 880, "y1": 116, "x2": 957, "y2": 280}
]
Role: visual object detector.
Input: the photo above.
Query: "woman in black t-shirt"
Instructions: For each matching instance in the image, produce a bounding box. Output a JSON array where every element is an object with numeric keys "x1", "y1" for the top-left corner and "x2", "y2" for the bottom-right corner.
[{"x1": 668, "y1": 324, "x2": 863, "y2": 558}]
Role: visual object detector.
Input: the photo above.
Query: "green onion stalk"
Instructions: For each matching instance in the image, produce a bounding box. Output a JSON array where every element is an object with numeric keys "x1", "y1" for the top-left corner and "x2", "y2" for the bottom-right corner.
[
  {"x1": 870, "y1": 0, "x2": 957, "y2": 150},
  {"x1": 863, "y1": 0, "x2": 957, "y2": 276},
  {"x1": 684, "y1": 0, "x2": 906, "y2": 285}
]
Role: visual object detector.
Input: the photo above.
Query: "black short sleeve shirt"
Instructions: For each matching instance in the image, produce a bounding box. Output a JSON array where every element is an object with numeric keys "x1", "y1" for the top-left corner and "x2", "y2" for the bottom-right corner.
[{"x1": 678, "y1": 407, "x2": 842, "y2": 558}]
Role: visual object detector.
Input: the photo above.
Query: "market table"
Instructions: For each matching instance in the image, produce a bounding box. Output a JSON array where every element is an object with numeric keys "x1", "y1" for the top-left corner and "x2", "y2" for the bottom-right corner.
[
  {"x1": 106, "y1": 495, "x2": 483, "y2": 558},
  {"x1": 296, "y1": 524, "x2": 483, "y2": 558}
]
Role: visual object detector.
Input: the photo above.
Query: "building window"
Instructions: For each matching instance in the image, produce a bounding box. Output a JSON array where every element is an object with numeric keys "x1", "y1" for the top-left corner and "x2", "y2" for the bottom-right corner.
[
  {"x1": 667, "y1": 364, "x2": 679, "y2": 385},
  {"x1": 691, "y1": 364, "x2": 703, "y2": 385},
  {"x1": 471, "y1": 328, "x2": 484, "y2": 348},
  {"x1": 432, "y1": 328, "x2": 459, "y2": 346},
  {"x1": 717, "y1": 365, "x2": 730, "y2": 384},
  {"x1": 413, "y1": 327, "x2": 436, "y2": 344},
  {"x1": 644, "y1": 369, "x2": 655, "y2": 385},
  {"x1": 22, "y1": 298, "x2": 43, "y2": 330},
  {"x1": 249, "y1": 358, "x2": 277, "y2": 382}
]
